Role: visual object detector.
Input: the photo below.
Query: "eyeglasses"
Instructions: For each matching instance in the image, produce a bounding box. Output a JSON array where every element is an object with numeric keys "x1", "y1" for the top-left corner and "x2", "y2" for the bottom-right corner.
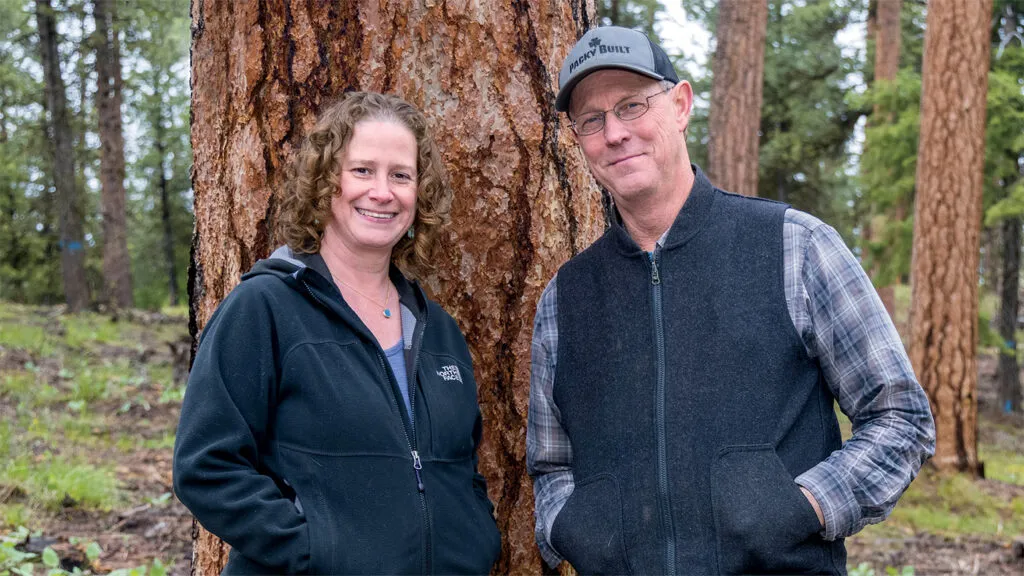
[{"x1": 569, "y1": 88, "x2": 672, "y2": 136}]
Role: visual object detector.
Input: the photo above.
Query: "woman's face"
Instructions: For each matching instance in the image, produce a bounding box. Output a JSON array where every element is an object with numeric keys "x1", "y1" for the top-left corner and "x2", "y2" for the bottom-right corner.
[{"x1": 326, "y1": 119, "x2": 418, "y2": 257}]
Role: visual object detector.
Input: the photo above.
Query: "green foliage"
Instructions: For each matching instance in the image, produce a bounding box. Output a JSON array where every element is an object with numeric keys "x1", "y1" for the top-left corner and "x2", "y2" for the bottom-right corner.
[
  {"x1": 0, "y1": 301, "x2": 189, "y2": 523},
  {"x1": 848, "y1": 564, "x2": 915, "y2": 576},
  {"x1": 0, "y1": 505, "x2": 31, "y2": 531},
  {"x1": 596, "y1": 0, "x2": 665, "y2": 42},
  {"x1": 0, "y1": 323, "x2": 53, "y2": 357},
  {"x1": 0, "y1": 527, "x2": 38, "y2": 575},
  {"x1": 1, "y1": 456, "x2": 121, "y2": 512},
  {"x1": 0, "y1": 527, "x2": 170, "y2": 576},
  {"x1": 758, "y1": 0, "x2": 862, "y2": 238},
  {"x1": 982, "y1": 45, "x2": 1024, "y2": 226},
  {"x1": 0, "y1": 0, "x2": 193, "y2": 309},
  {"x1": 121, "y1": 0, "x2": 192, "y2": 310},
  {"x1": 878, "y1": 470, "x2": 1024, "y2": 538},
  {"x1": 978, "y1": 447, "x2": 1024, "y2": 486}
]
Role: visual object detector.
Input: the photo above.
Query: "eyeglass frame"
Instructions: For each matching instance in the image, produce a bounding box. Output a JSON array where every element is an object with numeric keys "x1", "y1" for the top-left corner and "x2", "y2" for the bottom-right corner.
[{"x1": 567, "y1": 87, "x2": 674, "y2": 136}]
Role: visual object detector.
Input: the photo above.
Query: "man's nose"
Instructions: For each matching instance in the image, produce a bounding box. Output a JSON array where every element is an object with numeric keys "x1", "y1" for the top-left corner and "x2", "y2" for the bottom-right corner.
[{"x1": 602, "y1": 113, "x2": 630, "y2": 145}]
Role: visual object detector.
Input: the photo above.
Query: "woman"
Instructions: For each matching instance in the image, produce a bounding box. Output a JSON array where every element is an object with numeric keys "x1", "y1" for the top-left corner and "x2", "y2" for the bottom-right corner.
[{"x1": 173, "y1": 92, "x2": 501, "y2": 575}]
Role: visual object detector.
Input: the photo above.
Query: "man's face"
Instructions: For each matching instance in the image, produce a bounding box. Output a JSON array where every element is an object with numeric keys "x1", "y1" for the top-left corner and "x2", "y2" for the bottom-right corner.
[{"x1": 568, "y1": 70, "x2": 691, "y2": 206}]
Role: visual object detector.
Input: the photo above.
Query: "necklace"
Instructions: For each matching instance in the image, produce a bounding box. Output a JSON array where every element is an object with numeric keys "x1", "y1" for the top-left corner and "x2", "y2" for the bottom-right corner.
[{"x1": 334, "y1": 276, "x2": 393, "y2": 319}]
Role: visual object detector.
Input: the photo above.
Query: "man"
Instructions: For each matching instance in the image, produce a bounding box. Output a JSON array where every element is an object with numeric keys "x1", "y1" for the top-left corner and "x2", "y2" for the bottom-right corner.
[{"x1": 527, "y1": 26, "x2": 935, "y2": 575}]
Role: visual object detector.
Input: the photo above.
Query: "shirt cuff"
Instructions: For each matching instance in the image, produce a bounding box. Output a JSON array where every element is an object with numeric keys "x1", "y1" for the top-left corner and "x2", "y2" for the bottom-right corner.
[
  {"x1": 795, "y1": 460, "x2": 860, "y2": 541},
  {"x1": 534, "y1": 483, "x2": 571, "y2": 568}
]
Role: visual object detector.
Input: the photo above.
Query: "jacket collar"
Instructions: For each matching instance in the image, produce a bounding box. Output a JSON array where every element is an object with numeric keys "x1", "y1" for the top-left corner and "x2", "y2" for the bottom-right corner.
[
  {"x1": 263, "y1": 245, "x2": 428, "y2": 322},
  {"x1": 610, "y1": 164, "x2": 717, "y2": 255}
]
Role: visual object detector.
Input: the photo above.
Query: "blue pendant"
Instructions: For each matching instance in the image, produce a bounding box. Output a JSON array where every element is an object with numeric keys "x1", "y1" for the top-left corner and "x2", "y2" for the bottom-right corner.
[{"x1": 383, "y1": 308, "x2": 392, "y2": 319}]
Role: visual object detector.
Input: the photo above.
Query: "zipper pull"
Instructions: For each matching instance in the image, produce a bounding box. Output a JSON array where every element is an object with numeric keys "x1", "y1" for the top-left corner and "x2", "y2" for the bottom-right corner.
[
  {"x1": 412, "y1": 450, "x2": 425, "y2": 492},
  {"x1": 650, "y1": 252, "x2": 661, "y2": 285}
]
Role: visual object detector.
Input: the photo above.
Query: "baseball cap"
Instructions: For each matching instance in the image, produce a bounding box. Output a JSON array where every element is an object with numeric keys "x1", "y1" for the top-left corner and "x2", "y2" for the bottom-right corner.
[{"x1": 556, "y1": 26, "x2": 679, "y2": 112}]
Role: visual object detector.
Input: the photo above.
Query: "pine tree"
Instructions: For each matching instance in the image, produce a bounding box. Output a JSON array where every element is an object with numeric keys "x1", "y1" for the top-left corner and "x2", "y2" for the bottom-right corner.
[
  {"x1": 36, "y1": 0, "x2": 90, "y2": 311},
  {"x1": 909, "y1": 0, "x2": 994, "y2": 474}
]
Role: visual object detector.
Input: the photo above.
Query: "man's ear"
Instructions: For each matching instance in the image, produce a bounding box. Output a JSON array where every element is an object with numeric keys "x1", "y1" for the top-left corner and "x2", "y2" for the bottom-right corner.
[{"x1": 671, "y1": 81, "x2": 694, "y2": 133}]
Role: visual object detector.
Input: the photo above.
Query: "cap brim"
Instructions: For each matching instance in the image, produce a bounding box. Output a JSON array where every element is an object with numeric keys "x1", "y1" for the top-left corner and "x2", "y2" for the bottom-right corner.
[{"x1": 555, "y1": 64, "x2": 666, "y2": 113}]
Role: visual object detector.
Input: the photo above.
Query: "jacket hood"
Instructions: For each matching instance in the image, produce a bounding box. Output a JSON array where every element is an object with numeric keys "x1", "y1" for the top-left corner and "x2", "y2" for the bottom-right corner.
[{"x1": 242, "y1": 245, "x2": 428, "y2": 324}]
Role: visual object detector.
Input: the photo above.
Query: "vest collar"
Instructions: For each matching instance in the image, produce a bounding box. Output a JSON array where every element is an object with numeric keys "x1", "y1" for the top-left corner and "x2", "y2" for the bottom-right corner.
[{"x1": 610, "y1": 164, "x2": 717, "y2": 255}]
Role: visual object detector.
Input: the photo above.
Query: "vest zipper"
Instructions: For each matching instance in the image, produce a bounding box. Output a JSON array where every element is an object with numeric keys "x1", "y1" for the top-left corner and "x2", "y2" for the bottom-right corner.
[
  {"x1": 649, "y1": 249, "x2": 675, "y2": 575},
  {"x1": 304, "y1": 277, "x2": 433, "y2": 573}
]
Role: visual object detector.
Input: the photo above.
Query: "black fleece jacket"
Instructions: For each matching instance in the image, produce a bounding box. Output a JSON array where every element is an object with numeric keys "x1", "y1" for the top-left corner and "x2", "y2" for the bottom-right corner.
[{"x1": 172, "y1": 251, "x2": 500, "y2": 575}]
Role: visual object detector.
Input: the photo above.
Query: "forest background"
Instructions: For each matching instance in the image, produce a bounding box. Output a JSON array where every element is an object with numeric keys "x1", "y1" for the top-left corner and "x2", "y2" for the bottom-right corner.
[{"x1": 0, "y1": 0, "x2": 1022, "y2": 574}]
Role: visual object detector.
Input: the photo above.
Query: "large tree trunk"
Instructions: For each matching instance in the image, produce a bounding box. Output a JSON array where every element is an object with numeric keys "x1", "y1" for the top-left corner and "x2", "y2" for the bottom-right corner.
[
  {"x1": 706, "y1": 0, "x2": 767, "y2": 197},
  {"x1": 908, "y1": 0, "x2": 992, "y2": 475},
  {"x1": 36, "y1": 0, "x2": 89, "y2": 312},
  {"x1": 187, "y1": 1, "x2": 601, "y2": 574},
  {"x1": 93, "y1": 0, "x2": 133, "y2": 309},
  {"x1": 997, "y1": 218, "x2": 1022, "y2": 413}
]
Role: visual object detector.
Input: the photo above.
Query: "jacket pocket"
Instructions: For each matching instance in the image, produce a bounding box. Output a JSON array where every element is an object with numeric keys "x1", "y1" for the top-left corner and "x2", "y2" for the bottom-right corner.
[
  {"x1": 550, "y1": 474, "x2": 631, "y2": 575},
  {"x1": 712, "y1": 445, "x2": 826, "y2": 574}
]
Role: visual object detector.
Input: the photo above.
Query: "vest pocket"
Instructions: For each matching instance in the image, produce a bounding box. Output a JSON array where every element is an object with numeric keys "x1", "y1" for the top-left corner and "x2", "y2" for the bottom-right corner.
[
  {"x1": 712, "y1": 445, "x2": 826, "y2": 574},
  {"x1": 550, "y1": 473, "x2": 631, "y2": 575}
]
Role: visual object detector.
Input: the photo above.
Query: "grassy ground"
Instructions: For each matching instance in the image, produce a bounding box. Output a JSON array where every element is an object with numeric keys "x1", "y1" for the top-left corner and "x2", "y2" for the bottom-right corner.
[{"x1": 0, "y1": 301, "x2": 190, "y2": 575}]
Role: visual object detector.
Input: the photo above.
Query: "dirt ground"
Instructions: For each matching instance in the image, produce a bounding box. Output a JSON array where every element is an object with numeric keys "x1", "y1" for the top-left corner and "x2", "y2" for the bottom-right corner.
[{"x1": 2, "y1": 309, "x2": 1022, "y2": 575}]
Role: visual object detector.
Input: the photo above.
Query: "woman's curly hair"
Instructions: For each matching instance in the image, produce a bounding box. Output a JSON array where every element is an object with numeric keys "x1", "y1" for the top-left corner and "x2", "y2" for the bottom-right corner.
[{"x1": 278, "y1": 92, "x2": 452, "y2": 277}]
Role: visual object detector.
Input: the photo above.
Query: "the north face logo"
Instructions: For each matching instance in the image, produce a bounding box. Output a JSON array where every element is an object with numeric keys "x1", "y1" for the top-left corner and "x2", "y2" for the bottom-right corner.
[{"x1": 436, "y1": 365, "x2": 463, "y2": 383}]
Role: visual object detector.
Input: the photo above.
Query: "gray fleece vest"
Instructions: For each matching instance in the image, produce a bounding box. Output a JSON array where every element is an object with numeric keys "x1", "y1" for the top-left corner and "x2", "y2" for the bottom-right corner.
[{"x1": 552, "y1": 168, "x2": 845, "y2": 575}]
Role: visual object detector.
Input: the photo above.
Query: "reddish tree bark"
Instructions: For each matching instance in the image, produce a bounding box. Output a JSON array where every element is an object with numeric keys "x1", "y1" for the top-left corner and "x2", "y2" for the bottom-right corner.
[
  {"x1": 908, "y1": 0, "x2": 993, "y2": 475},
  {"x1": 187, "y1": 1, "x2": 602, "y2": 574},
  {"x1": 707, "y1": 0, "x2": 768, "y2": 197}
]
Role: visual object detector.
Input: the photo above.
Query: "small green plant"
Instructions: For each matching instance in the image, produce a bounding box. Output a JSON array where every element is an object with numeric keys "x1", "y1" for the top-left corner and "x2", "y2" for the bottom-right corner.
[
  {"x1": 61, "y1": 314, "x2": 134, "y2": 349},
  {"x1": 1, "y1": 457, "x2": 121, "y2": 512},
  {"x1": 0, "y1": 530, "x2": 170, "y2": 576},
  {"x1": 978, "y1": 447, "x2": 1024, "y2": 486},
  {"x1": 145, "y1": 493, "x2": 172, "y2": 507},
  {"x1": 848, "y1": 563, "x2": 915, "y2": 576},
  {"x1": 0, "y1": 504, "x2": 32, "y2": 530},
  {"x1": 0, "y1": 527, "x2": 37, "y2": 575},
  {"x1": 0, "y1": 323, "x2": 53, "y2": 357}
]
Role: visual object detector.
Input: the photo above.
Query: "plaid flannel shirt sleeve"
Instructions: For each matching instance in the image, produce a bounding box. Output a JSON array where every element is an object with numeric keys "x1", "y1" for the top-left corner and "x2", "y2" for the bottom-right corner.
[
  {"x1": 526, "y1": 275, "x2": 575, "y2": 568},
  {"x1": 785, "y1": 209, "x2": 936, "y2": 541}
]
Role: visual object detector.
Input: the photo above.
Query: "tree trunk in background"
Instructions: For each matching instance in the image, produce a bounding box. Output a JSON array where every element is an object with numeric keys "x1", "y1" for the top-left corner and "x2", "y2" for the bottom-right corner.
[
  {"x1": 188, "y1": 2, "x2": 602, "y2": 574},
  {"x1": 707, "y1": 0, "x2": 767, "y2": 197},
  {"x1": 93, "y1": 0, "x2": 133, "y2": 309},
  {"x1": 997, "y1": 218, "x2": 1022, "y2": 413},
  {"x1": 908, "y1": 0, "x2": 992, "y2": 475},
  {"x1": 36, "y1": 0, "x2": 89, "y2": 312},
  {"x1": 870, "y1": 0, "x2": 903, "y2": 310},
  {"x1": 875, "y1": 0, "x2": 902, "y2": 83},
  {"x1": 156, "y1": 96, "x2": 178, "y2": 308}
]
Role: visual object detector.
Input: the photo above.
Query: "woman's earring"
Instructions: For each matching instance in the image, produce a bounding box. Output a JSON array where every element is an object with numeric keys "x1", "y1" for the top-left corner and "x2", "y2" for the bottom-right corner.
[{"x1": 407, "y1": 227, "x2": 415, "y2": 239}]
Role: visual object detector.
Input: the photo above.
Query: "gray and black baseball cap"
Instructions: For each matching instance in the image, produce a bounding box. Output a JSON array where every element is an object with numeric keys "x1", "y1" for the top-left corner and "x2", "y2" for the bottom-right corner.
[{"x1": 556, "y1": 26, "x2": 679, "y2": 112}]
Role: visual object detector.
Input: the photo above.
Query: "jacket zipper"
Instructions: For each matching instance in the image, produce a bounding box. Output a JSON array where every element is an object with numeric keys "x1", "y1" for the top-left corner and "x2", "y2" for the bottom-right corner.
[
  {"x1": 649, "y1": 250, "x2": 676, "y2": 575},
  {"x1": 408, "y1": 305, "x2": 431, "y2": 573},
  {"x1": 304, "y1": 277, "x2": 433, "y2": 573}
]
